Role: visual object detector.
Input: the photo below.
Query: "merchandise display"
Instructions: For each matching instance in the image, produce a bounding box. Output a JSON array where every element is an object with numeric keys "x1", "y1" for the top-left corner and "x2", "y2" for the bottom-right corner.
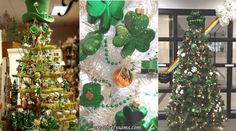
[
  {"x1": 80, "y1": 0, "x2": 158, "y2": 130},
  {"x1": 9, "y1": 0, "x2": 77, "y2": 130},
  {"x1": 165, "y1": 11, "x2": 227, "y2": 131}
]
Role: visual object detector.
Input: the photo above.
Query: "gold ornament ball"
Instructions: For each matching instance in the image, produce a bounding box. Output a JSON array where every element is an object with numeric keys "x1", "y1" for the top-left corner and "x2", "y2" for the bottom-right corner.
[
  {"x1": 21, "y1": 97, "x2": 27, "y2": 109},
  {"x1": 112, "y1": 67, "x2": 133, "y2": 88},
  {"x1": 34, "y1": 72, "x2": 41, "y2": 78}
]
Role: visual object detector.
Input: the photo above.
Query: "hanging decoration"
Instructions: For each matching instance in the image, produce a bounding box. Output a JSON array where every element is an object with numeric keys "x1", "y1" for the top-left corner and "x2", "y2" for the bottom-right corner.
[
  {"x1": 112, "y1": 10, "x2": 155, "y2": 58},
  {"x1": 216, "y1": 0, "x2": 236, "y2": 26},
  {"x1": 112, "y1": 67, "x2": 133, "y2": 88},
  {"x1": 115, "y1": 102, "x2": 158, "y2": 131},
  {"x1": 86, "y1": 0, "x2": 125, "y2": 33},
  {"x1": 79, "y1": 31, "x2": 103, "y2": 61},
  {"x1": 80, "y1": 82, "x2": 104, "y2": 107}
]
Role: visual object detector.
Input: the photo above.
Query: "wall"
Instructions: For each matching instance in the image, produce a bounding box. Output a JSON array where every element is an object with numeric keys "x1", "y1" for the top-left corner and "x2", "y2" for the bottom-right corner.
[
  {"x1": 159, "y1": 0, "x2": 227, "y2": 9},
  {"x1": 50, "y1": 24, "x2": 78, "y2": 45}
]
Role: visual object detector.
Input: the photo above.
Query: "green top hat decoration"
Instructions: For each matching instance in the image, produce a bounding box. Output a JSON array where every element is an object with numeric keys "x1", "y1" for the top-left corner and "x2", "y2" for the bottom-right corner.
[
  {"x1": 80, "y1": 82, "x2": 104, "y2": 107},
  {"x1": 187, "y1": 10, "x2": 205, "y2": 28},
  {"x1": 23, "y1": 0, "x2": 54, "y2": 23}
]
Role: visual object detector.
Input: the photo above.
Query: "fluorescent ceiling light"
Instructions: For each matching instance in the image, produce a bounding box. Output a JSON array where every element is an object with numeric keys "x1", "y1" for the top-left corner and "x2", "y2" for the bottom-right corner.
[{"x1": 51, "y1": 6, "x2": 68, "y2": 16}]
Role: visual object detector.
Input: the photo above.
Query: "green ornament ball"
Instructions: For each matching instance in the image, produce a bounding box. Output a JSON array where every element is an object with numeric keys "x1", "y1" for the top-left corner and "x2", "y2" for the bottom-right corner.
[
  {"x1": 206, "y1": 79, "x2": 212, "y2": 86},
  {"x1": 191, "y1": 43, "x2": 197, "y2": 50},
  {"x1": 40, "y1": 36, "x2": 46, "y2": 43},
  {"x1": 191, "y1": 108, "x2": 196, "y2": 113},
  {"x1": 41, "y1": 24, "x2": 48, "y2": 32},
  {"x1": 192, "y1": 76, "x2": 198, "y2": 83},
  {"x1": 30, "y1": 25, "x2": 39, "y2": 34}
]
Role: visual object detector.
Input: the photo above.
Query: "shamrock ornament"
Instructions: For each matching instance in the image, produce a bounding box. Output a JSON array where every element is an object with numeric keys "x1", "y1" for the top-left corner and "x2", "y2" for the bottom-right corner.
[
  {"x1": 113, "y1": 11, "x2": 155, "y2": 58},
  {"x1": 86, "y1": 0, "x2": 125, "y2": 33},
  {"x1": 79, "y1": 31, "x2": 103, "y2": 61}
]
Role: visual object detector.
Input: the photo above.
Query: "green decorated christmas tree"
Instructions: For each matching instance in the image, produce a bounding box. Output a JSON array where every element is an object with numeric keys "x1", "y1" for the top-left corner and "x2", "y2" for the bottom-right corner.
[
  {"x1": 9, "y1": 0, "x2": 77, "y2": 130},
  {"x1": 166, "y1": 11, "x2": 227, "y2": 131}
]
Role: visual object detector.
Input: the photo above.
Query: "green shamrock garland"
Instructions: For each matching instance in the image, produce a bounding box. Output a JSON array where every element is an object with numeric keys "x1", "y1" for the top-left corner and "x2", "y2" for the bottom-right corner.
[
  {"x1": 113, "y1": 11, "x2": 155, "y2": 58},
  {"x1": 87, "y1": 0, "x2": 124, "y2": 33},
  {"x1": 79, "y1": 31, "x2": 103, "y2": 61}
]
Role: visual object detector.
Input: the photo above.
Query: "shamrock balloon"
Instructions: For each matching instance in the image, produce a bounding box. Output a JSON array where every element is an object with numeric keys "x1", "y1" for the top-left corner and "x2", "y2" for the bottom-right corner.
[
  {"x1": 86, "y1": 0, "x2": 125, "y2": 33},
  {"x1": 79, "y1": 31, "x2": 103, "y2": 61},
  {"x1": 113, "y1": 11, "x2": 155, "y2": 58}
]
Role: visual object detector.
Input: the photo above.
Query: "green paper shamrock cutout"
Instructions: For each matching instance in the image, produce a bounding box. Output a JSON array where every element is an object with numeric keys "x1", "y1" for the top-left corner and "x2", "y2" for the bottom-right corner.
[
  {"x1": 113, "y1": 11, "x2": 155, "y2": 58},
  {"x1": 79, "y1": 31, "x2": 103, "y2": 61},
  {"x1": 86, "y1": 0, "x2": 125, "y2": 33}
]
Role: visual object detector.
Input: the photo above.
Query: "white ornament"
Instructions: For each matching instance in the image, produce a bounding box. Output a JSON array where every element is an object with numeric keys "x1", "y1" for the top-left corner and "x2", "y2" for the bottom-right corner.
[
  {"x1": 184, "y1": 70, "x2": 188, "y2": 74},
  {"x1": 181, "y1": 53, "x2": 186, "y2": 57},
  {"x1": 187, "y1": 72, "x2": 193, "y2": 76},
  {"x1": 219, "y1": 107, "x2": 222, "y2": 112},
  {"x1": 180, "y1": 90, "x2": 184, "y2": 94},
  {"x1": 191, "y1": 67, "x2": 197, "y2": 73},
  {"x1": 177, "y1": 50, "x2": 182, "y2": 55},
  {"x1": 216, "y1": 0, "x2": 236, "y2": 26},
  {"x1": 175, "y1": 89, "x2": 178, "y2": 94},
  {"x1": 209, "y1": 72, "x2": 214, "y2": 76}
]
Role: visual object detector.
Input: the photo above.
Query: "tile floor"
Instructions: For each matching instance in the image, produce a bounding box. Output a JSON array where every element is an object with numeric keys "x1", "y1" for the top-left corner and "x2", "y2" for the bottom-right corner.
[{"x1": 159, "y1": 119, "x2": 236, "y2": 131}]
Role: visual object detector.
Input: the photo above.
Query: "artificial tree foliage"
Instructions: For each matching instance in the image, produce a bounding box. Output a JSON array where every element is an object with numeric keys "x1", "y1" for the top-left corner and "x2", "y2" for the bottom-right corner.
[{"x1": 166, "y1": 11, "x2": 227, "y2": 131}]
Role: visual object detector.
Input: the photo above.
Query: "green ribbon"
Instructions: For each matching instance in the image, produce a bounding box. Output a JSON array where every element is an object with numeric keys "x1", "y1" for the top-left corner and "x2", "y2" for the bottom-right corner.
[{"x1": 87, "y1": 0, "x2": 124, "y2": 33}]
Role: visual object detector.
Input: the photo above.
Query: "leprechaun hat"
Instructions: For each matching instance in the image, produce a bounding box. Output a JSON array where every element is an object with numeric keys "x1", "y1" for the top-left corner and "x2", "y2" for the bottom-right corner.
[
  {"x1": 22, "y1": 0, "x2": 54, "y2": 23},
  {"x1": 80, "y1": 83, "x2": 104, "y2": 107}
]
